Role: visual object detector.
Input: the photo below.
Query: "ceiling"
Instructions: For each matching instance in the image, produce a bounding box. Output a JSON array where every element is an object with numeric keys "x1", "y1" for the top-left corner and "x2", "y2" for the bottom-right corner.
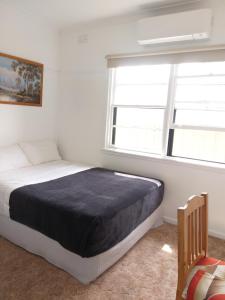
[{"x1": 2, "y1": 0, "x2": 201, "y2": 29}]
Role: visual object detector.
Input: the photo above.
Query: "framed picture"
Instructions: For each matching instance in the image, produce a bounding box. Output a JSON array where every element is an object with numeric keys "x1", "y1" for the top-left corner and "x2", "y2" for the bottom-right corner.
[{"x1": 0, "y1": 52, "x2": 43, "y2": 106}]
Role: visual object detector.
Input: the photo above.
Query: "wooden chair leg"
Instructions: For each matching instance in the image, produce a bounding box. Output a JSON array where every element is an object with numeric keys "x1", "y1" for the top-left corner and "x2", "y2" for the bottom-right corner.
[{"x1": 176, "y1": 289, "x2": 183, "y2": 300}]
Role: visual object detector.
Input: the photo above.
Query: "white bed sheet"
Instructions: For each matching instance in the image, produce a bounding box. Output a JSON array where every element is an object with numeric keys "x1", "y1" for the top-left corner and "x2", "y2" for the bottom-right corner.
[{"x1": 0, "y1": 160, "x2": 90, "y2": 217}]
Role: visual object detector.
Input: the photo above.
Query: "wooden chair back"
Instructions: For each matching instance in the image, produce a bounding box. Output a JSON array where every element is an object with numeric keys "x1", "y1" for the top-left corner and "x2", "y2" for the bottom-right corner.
[{"x1": 176, "y1": 193, "x2": 208, "y2": 300}]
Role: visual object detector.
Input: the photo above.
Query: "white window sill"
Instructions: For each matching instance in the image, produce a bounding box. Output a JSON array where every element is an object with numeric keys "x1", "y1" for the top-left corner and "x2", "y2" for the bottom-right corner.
[{"x1": 102, "y1": 147, "x2": 225, "y2": 174}]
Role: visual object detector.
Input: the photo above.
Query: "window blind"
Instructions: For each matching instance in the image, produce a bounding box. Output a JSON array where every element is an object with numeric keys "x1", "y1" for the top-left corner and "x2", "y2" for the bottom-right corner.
[{"x1": 106, "y1": 45, "x2": 225, "y2": 68}]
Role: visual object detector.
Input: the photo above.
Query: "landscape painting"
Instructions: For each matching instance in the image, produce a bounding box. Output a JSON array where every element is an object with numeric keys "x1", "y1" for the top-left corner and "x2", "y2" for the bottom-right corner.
[{"x1": 0, "y1": 53, "x2": 43, "y2": 106}]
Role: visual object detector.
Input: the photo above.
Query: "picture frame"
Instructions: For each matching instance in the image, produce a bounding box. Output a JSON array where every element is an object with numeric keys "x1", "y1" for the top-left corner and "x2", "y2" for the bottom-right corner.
[{"x1": 0, "y1": 52, "x2": 43, "y2": 107}]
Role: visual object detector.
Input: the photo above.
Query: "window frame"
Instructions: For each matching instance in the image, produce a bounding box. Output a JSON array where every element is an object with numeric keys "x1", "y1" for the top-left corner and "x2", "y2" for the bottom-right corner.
[
  {"x1": 106, "y1": 67, "x2": 172, "y2": 156},
  {"x1": 105, "y1": 62, "x2": 225, "y2": 165}
]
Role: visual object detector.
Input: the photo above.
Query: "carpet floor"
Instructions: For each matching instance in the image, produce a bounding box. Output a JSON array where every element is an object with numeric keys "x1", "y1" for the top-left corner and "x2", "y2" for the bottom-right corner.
[{"x1": 1, "y1": 223, "x2": 225, "y2": 300}]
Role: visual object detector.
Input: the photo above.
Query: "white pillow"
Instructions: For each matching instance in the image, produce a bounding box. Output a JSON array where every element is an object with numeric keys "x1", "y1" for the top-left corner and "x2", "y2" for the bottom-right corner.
[
  {"x1": 19, "y1": 140, "x2": 61, "y2": 165},
  {"x1": 0, "y1": 144, "x2": 31, "y2": 172}
]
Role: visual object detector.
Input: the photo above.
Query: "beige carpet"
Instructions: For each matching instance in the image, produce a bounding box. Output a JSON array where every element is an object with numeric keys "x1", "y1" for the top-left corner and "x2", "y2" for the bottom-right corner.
[{"x1": 1, "y1": 223, "x2": 225, "y2": 300}]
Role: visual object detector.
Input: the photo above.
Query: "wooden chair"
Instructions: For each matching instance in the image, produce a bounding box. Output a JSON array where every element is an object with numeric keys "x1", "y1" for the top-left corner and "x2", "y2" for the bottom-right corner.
[{"x1": 176, "y1": 193, "x2": 208, "y2": 300}]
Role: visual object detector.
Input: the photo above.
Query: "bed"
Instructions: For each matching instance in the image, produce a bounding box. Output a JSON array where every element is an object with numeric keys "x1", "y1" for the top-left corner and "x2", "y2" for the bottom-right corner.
[{"x1": 0, "y1": 142, "x2": 164, "y2": 284}]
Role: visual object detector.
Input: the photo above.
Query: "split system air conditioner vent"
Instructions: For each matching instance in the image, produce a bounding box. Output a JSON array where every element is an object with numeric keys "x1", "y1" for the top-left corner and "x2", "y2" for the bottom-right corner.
[{"x1": 137, "y1": 9, "x2": 212, "y2": 45}]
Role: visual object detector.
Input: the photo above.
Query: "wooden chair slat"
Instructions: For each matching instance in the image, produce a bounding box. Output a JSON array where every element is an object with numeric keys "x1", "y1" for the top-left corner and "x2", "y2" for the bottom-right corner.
[
  {"x1": 195, "y1": 209, "x2": 198, "y2": 258},
  {"x1": 199, "y1": 207, "x2": 202, "y2": 255}
]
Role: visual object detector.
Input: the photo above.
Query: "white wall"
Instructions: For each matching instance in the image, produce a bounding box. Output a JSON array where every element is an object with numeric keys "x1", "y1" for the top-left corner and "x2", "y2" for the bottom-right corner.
[
  {"x1": 59, "y1": 0, "x2": 225, "y2": 238},
  {"x1": 0, "y1": 2, "x2": 60, "y2": 147}
]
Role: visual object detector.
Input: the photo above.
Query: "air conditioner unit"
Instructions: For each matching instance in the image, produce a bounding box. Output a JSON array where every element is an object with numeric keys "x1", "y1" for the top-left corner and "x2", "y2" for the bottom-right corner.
[{"x1": 137, "y1": 9, "x2": 212, "y2": 45}]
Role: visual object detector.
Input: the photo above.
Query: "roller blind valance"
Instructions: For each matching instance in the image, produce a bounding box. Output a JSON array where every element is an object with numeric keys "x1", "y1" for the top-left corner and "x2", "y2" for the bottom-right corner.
[{"x1": 106, "y1": 46, "x2": 225, "y2": 68}]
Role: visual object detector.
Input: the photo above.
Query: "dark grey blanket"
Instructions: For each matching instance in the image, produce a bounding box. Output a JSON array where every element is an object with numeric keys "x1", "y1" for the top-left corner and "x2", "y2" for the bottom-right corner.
[{"x1": 9, "y1": 168, "x2": 164, "y2": 257}]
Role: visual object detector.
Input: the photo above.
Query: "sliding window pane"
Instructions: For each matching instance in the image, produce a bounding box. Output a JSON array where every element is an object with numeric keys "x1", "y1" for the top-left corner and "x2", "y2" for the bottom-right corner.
[
  {"x1": 177, "y1": 62, "x2": 225, "y2": 77},
  {"x1": 114, "y1": 84, "x2": 169, "y2": 106},
  {"x1": 115, "y1": 65, "x2": 171, "y2": 85},
  {"x1": 174, "y1": 110, "x2": 225, "y2": 128},
  {"x1": 172, "y1": 129, "x2": 225, "y2": 163},
  {"x1": 114, "y1": 127, "x2": 163, "y2": 154},
  {"x1": 113, "y1": 108, "x2": 164, "y2": 154},
  {"x1": 115, "y1": 107, "x2": 164, "y2": 128},
  {"x1": 175, "y1": 77, "x2": 225, "y2": 104}
]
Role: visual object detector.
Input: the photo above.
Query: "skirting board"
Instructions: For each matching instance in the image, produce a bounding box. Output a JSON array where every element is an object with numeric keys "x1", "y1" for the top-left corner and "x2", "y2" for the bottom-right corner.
[{"x1": 163, "y1": 216, "x2": 225, "y2": 241}]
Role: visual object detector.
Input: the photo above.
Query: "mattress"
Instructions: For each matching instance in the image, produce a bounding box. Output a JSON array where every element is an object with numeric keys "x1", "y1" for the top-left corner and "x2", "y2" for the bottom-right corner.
[{"x1": 9, "y1": 167, "x2": 163, "y2": 257}]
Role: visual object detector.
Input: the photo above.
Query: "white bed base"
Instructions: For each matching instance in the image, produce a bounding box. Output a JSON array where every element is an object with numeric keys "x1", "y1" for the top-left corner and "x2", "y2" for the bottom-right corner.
[{"x1": 0, "y1": 206, "x2": 163, "y2": 284}]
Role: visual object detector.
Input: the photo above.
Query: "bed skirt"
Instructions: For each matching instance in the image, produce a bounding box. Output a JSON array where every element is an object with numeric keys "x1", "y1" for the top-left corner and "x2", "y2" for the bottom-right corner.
[{"x1": 0, "y1": 205, "x2": 163, "y2": 284}]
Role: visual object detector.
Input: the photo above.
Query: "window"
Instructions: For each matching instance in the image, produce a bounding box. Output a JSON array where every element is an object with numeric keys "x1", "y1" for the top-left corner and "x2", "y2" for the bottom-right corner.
[
  {"x1": 169, "y1": 62, "x2": 225, "y2": 164},
  {"x1": 109, "y1": 65, "x2": 171, "y2": 154},
  {"x1": 106, "y1": 55, "x2": 225, "y2": 165}
]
